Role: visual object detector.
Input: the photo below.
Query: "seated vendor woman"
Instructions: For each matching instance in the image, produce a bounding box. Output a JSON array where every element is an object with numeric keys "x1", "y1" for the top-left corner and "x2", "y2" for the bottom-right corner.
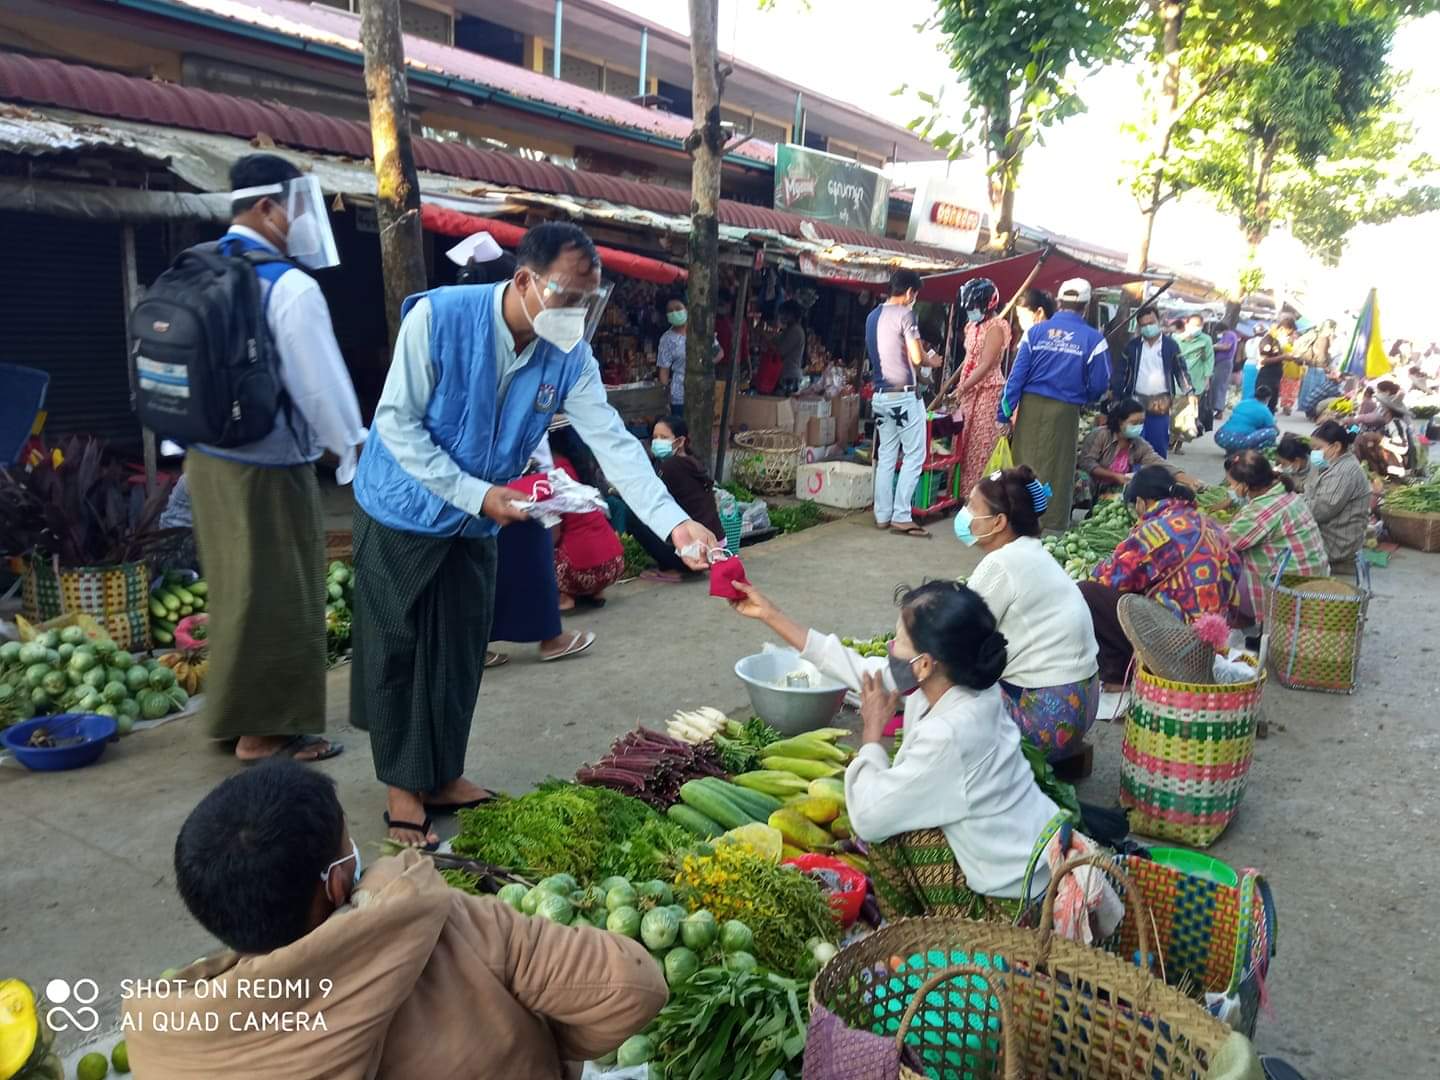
[
  {"x1": 957, "y1": 465, "x2": 1100, "y2": 761},
  {"x1": 728, "y1": 578, "x2": 1069, "y2": 922},
  {"x1": 1078, "y1": 467, "x2": 1242, "y2": 688},
  {"x1": 627, "y1": 417, "x2": 726, "y2": 583},
  {"x1": 123, "y1": 762, "x2": 666, "y2": 1079},
  {"x1": 1222, "y1": 450, "x2": 1330, "y2": 630},
  {"x1": 1078, "y1": 398, "x2": 1199, "y2": 501},
  {"x1": 1214, "y1": 385, "x2": 1281, "y2": 451},
  {"x1": 1274, "y1": 433, "x2": 1313, "y2": 493},
  {"x1": 1304, "y1": 420, "x2": 1372, "y2": 571}
]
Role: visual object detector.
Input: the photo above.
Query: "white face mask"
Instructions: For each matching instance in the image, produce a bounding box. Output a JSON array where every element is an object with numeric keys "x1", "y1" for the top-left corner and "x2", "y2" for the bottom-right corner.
[{"x1": 524, "y1": 277, "x2": 587, "y2": 352}]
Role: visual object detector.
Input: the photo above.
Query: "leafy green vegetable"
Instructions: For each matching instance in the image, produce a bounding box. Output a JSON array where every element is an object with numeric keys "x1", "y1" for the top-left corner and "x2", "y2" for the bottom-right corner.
[
  {"x1": 647, "y1": 966, "x2": 808, "y2": 1080},
  {"x1": 621, "y1": 533, "x2": 656, "y2": 578},
  {"x1": 709, "y1": 732, "x2": 760, "y2": 774},
  {"x1": 1021, "y1": 739, "x2": 1082, "y2": 825},
  {"x1": 720, "y1": 481, "x2": 757, "y2": 503},
  {"x1": 768, "y1": 501, "x2": 825, "y2": 534}
]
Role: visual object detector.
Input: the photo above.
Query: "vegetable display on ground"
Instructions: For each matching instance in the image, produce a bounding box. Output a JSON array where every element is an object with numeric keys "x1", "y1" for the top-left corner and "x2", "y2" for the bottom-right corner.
[
  {"x1": 149, "y1": 570, "x2": 207, "y2": 648},
  {"x1": 575, "y1": 726, "x2": 728, "y2": 809},
  {"x1": 1041, "y1": 499, "x2": 1135, "y2": 579},
  {"x1": 325, "y1": 560, "x2": 355, "y2": 664}
]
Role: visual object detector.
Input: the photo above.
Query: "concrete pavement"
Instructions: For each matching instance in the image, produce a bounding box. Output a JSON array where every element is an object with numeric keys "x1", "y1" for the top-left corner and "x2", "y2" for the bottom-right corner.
[{"x1": 3, "y1": 423, "x2": 1437, "y2": 1078}]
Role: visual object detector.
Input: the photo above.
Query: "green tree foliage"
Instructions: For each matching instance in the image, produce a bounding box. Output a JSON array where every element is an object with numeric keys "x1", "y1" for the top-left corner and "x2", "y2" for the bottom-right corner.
[{"x1": 905, "y1": 0, "x2": 1135, "y2": 252}]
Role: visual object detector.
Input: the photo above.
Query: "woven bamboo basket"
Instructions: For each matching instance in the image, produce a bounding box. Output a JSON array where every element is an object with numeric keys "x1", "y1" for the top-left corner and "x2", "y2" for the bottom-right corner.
[
  {"x1": 22, "y1": 557, "x2": 151, "y2": 650},
  {"x1": 1380, "y1": 506, "x2": 1440, "y2": 552},
  {"x1": 1120, "y1": 665, "x2": 1263, "y2": 848},
  {"x1": 732, "y1": 428, "x2": 804, "y2": 495},
  {"x1": 1265, "y1": 555, "x2": 1370, "y2": 694},
  {"x1": 807, "y1": 857, "x2": 1233, "y2": 1080}
]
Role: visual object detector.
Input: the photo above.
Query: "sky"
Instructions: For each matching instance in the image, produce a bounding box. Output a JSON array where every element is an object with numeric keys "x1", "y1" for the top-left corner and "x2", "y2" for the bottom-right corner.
[{"x1": 614, "y1": 0, "x2": 1440, "y2": 341}]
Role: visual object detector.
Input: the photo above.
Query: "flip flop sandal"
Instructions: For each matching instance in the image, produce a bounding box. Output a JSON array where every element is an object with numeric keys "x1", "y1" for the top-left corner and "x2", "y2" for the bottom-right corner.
[
  {"x1": 484, "y1": 651, "x2": 510, "y2": 669},
  {"x1": 540, "y1": 630, "x2": 596, "y2": 662},
  {"x1": 577, "y1": 596, "x2": 608, "y2": 609},
  {"x1": 241, "y1": 734, "x2": 343, "y2": 764},
  {"x1": 891, "y1": 524, "x2": 932, "y2": 539},
  {"x1": 639, "y1": 569, "x2": 682, "y2": 583},
  {"x1": 423, "y1": 791, "x2": 497, "y2": 815},
  {"x1": 383, "y1": 812, "x2": 440, "y2": 852}
]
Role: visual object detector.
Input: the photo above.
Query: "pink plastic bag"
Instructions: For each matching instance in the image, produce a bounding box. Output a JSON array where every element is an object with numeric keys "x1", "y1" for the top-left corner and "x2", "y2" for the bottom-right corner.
[{"x1": 708, "y1": 556, "x2": 750, "y2": 600}]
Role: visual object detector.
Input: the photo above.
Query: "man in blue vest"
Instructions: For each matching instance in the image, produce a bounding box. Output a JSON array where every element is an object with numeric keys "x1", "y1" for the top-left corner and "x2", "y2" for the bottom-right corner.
[{"x1": 352, "y1": 222, "x2": 716, "y2": 847}]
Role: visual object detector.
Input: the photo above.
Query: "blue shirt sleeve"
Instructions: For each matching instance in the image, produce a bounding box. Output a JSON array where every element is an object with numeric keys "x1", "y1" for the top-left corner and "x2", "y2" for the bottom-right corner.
[
  {"x1": 1084, "y1": 332, "x2": 1112, "y2": 402},
  {"x1": 998, "y1": 327, "x2": 1034, "y2": 422}
]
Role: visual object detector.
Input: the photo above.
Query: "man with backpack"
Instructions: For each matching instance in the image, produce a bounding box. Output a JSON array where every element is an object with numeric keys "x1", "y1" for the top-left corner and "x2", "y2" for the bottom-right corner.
[{"x1": 136, "y1": 153, "x2": 364, "y2": 763}]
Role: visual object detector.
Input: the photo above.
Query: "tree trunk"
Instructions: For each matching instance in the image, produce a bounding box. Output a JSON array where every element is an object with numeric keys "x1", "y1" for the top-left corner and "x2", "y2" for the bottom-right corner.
[
  {"x1": 684, "y1": 0, "x2": 725, "y2": 462},
  {"x1": 1125, "y1": 1, "x2": 1186, "y2": 303},
  {"x1": 1230, "y1": 136, "x2": 1280, "y2": 311},
  {"x1": 361, "y1": 0, "x2": 428, "y2": 347},
  {"x1": 985, "y1": 109, "x2": 1017, "y2": 254}
]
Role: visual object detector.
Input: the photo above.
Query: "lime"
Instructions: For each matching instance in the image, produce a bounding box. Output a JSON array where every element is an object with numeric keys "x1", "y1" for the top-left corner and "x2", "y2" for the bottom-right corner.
[
  {"x1": 77, "y1": 1050, "x2": 109, "y2": 1080},
  {"x1": 110, "y1": 1040, "x2": 130, "y2": 1073}
]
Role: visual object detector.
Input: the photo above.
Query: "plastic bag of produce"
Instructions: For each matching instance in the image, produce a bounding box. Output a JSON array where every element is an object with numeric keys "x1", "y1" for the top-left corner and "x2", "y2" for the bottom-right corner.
[{"x1": 740, "y1": 499, "x2": 770, "y2": 536}]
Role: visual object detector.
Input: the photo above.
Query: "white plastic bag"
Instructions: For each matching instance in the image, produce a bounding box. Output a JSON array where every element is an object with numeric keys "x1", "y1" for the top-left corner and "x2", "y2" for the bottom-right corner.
[
  {"x1": 740, "y1": 498, "x2": 770, "y2": 535},
  {"x1": 580, "y1": 1063, "x2": 650, "y2": 1080},
  {"x1": 519, "y1": 469, "x2": 608, "y2": 527}
]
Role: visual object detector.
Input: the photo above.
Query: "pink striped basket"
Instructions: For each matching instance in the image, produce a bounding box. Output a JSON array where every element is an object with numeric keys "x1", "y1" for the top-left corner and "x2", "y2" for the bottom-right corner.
[{"x1": 1120, "y1": 664, "x2": 1264, "y2": 848}]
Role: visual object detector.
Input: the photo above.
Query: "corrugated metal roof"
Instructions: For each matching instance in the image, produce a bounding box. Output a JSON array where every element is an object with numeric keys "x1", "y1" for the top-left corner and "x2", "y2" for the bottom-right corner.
[{"x1": 0, "y1": 51, "x2": 960, "y2": 262}]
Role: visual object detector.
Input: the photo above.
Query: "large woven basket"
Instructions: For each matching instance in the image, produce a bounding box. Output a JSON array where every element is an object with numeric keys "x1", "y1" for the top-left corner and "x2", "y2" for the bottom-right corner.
[
  {"x1": 1112, "y1": 855, "x2": 1277, "y2": 1039},
  {"x1": 807, "y1": 857, "x2": 1233, "y2": 1080},
  {"x1": 1380, "y1": 506, "x2": 1440, "y2": 552},
  {"x1": 732, "y1": 428, "x2": 804, "y2": 495},
  {"x1": 1265, "y1": 555, "x2": 1370, "y2": 694},
  {"x1": 1120, "y1": 665, "x2": 1263, "y2": 848},
  {"x1": 22, "y1": 557, "x2": 151, "y2": 651}
]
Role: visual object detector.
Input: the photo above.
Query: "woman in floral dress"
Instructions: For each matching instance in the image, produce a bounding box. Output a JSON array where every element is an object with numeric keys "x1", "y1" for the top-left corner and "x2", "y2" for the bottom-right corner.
[{"x1": 955, "y1": 278, "x2": 1011, "y2": 490}]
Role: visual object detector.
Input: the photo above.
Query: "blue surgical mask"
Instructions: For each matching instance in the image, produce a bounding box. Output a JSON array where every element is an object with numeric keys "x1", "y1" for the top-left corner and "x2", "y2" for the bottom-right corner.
[
  {"x1": 965, "y1": 309, "x2": 984, "y2": 324},
  {"x1": 652, "y1": 438, "x2": 676, "y2": 459},
  {"x1": 952, "y1": 506, "x2": 997, "y2": 547},
  {"x1": 1229, "y1": 488, "x2": 1249, "y2": 507},
  {"x1": 887, "y1": 646, "x2": 922, "y2": 694},
  {"x1": 1140, "y1": 324, "x2": 1162, "y2": 340},
  {"x1": 1122, "y1": 423, "x2": 1145, "y2": 440},
  {"x1": 1310, "y1": 449, "x2": 1330, "y2": 471},
  {"x1": 667, "y1": 309, "x2": 688, "y2": 328},
  {"x1": 320, "y1": 838, "x2": 361, "y2": 894}
]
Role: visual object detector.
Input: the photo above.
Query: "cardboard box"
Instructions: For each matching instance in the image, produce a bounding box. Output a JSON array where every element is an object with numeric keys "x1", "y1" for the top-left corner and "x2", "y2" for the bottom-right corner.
[
  {"x1": 833, "y1": 395, "x2": 861, "y2": 446},
  {"x1": 797, "y1": 460, "x2": 874, "y2": 509},
  {"x1": 790, "y1": 396, "x2": 832, "y2": 435},
  {"x1": 802, "y1": 443, "x2": 842, "y2": 465},
  {"x1": 806, "y1": 416, "x2": 837, "y2": 446},
  {"x1": 730, "y1": 395, "x2": 794, "y2": 434}
]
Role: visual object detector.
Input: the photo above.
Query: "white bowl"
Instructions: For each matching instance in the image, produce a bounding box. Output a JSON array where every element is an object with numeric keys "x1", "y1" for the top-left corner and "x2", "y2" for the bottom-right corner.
[{"x1": 734, "y1": 648, "x2": 848, "y2": 736}]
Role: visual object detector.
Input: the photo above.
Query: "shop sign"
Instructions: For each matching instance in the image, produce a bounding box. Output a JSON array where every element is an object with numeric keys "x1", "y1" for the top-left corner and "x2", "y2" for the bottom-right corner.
[
  {"x1": 905, "y1": 177, "x2": 984, "y2": 253},
  {"x1": 797, "y1": 254, "x2": 892, "y2": 284},
  {"x1": 774, "y1": 145, "x2": 891, "y2": 236}
]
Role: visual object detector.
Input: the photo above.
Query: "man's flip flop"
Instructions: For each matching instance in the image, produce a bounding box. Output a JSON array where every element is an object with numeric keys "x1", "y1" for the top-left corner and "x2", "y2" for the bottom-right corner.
[
  {"x1": 383, "y1": 812, "x2": 440, "y2": 852},
  {"x1": 241, "y1": 734, "x2": 343, "y2": 764},
  {"x1": 484, "y1": 651, "x2": 510, "y2": 669},
  {"x1": 540, "y1": 630, "x2": 596, "y2": 662},
  {"x1": 423, "y1": 791, "x2": 497, "y2": 815},
  {"x1": 891, "y1": 524, "x2": 931, "y2": 539}
]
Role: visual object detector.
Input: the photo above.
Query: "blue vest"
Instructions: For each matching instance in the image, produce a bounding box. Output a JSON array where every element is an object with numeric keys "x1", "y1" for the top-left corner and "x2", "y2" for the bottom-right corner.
[{"x1": 354, "y1": 284, "x2": 587, "y2": 539}]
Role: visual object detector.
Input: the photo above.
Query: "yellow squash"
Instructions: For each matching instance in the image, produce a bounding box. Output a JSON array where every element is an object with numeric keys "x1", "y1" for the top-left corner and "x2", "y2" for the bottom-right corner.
[
  {"x1": 767, "y1": 808, "x2": 835, "y2": 851},
  {"x1": 0, "y1": 980, "x2": 37, "y2": 1080}
]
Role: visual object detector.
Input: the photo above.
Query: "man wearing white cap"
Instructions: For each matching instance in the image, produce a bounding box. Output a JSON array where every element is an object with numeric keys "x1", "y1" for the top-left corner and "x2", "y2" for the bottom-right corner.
[{"x1": 996, "y1": 278, "x2": 1111, "y2": 529}]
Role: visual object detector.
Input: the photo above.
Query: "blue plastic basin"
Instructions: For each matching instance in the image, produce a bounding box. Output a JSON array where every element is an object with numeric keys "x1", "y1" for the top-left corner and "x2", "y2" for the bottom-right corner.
[{"x1": 1, "y1": 713, "x2": 118, "y2": 771}]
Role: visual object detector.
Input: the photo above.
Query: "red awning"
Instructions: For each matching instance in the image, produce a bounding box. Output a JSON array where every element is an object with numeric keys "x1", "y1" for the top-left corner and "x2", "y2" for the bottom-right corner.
[
  {"x1": 421, "y1": 203, "x2": 687, "y2": 286},
  {"x1": 917, "y1": 248, "x2": 1147, "y2": 304}
]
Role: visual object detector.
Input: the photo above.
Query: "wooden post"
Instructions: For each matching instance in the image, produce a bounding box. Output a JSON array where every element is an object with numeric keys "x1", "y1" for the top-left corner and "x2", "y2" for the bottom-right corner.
[
  {"x1": 361, "y1": 0, "x2": 429, "y2": 348},
  {"x1": 683, "y1": 0, "x2": 726, "y2": 460},
  {"x1": 713, "y1": 267, "x2": 751, "y2": 483},
  {"x1": 120, "y1": 223, "x2": 158, "y2": 495}
]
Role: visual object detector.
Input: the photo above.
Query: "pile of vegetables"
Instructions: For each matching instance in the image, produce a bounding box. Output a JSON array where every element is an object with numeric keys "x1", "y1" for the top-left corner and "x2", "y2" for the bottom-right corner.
[
  {"x1": 0, "y1": 630, "x2": 188, "y2": 734},
  {"x1": 450, "y1": 782, "x2": 694, "y2": 884},
  {"x1": 620, "y1": 533, "x2": 656, "y2": 579},
  {"x1": 1383, "y1": 476, "x2": 1440, "y2": 514},
  {"x1": 1041, "y1": 499, "x2": 1135, "y2": 579},
  {"x1": 840, "y1": 633, "x2": 893, "y2": 658},
  {"x1": 664, "y1": 706, "x2": 730, "y2": 744},
  {"x1": 576, "y1": 726, "x2": 728, "y2": 809},
  {"x1": 768, "y1": 501, "x2": 825, "y2": 534},
  {"x1": 149, "y1": 571, "x2": 206, "y2": 647},
  {"x1": 325, "y1": 560, "x2": 355, "y2": 663},
  {"x1": 1197, "y1": 486, "x2": 1239, "y2": 524}
]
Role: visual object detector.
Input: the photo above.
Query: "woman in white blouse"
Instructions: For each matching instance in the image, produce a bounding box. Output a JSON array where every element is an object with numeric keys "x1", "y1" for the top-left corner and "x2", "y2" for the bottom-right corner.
[
  {"x1": 730, "y1": 579, "x2": 1064, "y2": 921},
  {"x1": 955, "y1": 465, "x2": 1100, "y2": 758}
]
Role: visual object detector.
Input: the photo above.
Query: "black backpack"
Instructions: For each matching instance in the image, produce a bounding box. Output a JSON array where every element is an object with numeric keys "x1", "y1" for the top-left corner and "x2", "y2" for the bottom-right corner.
[{"x1": 129, "y1": 244, "x2": 294, "y2": 447}]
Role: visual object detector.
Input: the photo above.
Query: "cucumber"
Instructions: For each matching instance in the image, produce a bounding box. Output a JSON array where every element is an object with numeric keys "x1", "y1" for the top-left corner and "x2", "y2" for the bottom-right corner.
[
  {"x1": 157, "y1": 589, "x2": 181, "y2": 612},
  {"x1": 696, "y1": 777, "x2": 782, "y2": 819},
  {"x1": 666, "y1": 803, "x2": 725, "y2": 838},
  {"x1": 188, "y1": 580, "x2": 208, "y2": 596},
  {"x1": 153, "y1": 629, "x2": 174, "y2": 646},
  {"x1": 678, "y1": 780, "x2": 752, "y2": 830},
  {"x1": 171, "y1": 585, "x2": 196, "y2": 606},
  {"x1": 150, "y1": 597, "x2": 169, "y2": 619}
]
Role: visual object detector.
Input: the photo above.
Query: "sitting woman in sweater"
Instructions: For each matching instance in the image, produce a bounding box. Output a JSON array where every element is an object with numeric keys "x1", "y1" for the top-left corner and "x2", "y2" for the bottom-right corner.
[
  {"x1": 729, "y1": 578, "x2": 1069, "y2": 922},
  {"x1": 1304, "y1": 421, "x2": 1372, "y2": 571},
  {"x1": 1213, "y1": 384, "x2": 1281, "y2": 450},
  {"x1": 628, "y1": 418, "x2": 726, "y2": 583},
  {"x1": 955, "y1": 466, "x2": 1099, "y2": 760}
]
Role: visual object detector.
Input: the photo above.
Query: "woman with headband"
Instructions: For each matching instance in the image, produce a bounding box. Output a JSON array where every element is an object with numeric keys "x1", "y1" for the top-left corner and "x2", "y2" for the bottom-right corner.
[{"x1": 955, "y1": 466, "x2": 1100, "y2": 761}]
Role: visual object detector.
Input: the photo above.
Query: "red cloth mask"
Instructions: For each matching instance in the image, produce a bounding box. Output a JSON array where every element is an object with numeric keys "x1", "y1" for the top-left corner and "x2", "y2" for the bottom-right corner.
[{"x1": 708, "y1": 555, "x2": 749, "y2": 600}]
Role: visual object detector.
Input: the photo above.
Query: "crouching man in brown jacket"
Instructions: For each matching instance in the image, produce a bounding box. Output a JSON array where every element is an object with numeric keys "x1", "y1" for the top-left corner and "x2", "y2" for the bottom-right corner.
[{"x1": 123, "y1": 761, "x2": 667, "y2": 1078}]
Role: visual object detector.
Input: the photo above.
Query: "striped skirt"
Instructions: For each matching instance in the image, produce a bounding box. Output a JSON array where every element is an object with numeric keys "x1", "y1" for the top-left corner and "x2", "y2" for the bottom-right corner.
[{"x1": 868, "y1": 829, "x2": 1024, "y2": 923}]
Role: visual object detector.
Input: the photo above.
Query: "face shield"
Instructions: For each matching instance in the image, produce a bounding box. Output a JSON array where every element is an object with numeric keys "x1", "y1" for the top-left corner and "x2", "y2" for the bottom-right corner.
[{"x1": 232, "y1": 175, "x2": 339, "y2": 270}]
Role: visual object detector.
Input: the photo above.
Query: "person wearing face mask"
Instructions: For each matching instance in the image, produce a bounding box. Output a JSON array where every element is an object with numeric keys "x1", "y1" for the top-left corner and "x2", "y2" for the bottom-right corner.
[
  {"x1": 1303, "y1": 421, "x2": 1371, "y2": 571},
  {"x1": 1221, "y1": 450, "x2": 1329, "y2": 628},
  {"x1": 1111, "y1": 307, "x2": 1193, "y2": 459},
  {"x1": 1176, "y1": 314, "x2": 1216, "y2": 433},
  {"x1": 1213, "y1": 384, "x2": 1281, "y2": 451},
  {"x1": 352, "y1": 223, "x2": 717, "y2": 848},
  {"x1": 728, "y1": 579, "x2": 1083, "y2": 921},
  {"x1": 1014, "y1": 286, "x2": 1055, "y2": 334},
  {"x1": 181, "y1": 154, "x2": 365, "y2": 765},
  {"x1": 1077, "y1": 467, "x2": 1242, "y2": 692},
  {"x1": 1078, "y1": 398, "x2": 1194, "y2": 504},
  {"x1": 959, "y1": 466, "x2": 1100, "y2": 761},
  {"x1": 626, "y1": 418, "x2": 725, "y2": 583},
  {"x1": 1274, "y1": 433, "x2": 1314, "y2": 493},
  {"x1": 123, "y1": 762, "x2": 667, "y2": 1078},
  {"x1": 654, "y1": 298, "x2": 722, "y2": 420},
  {"x1": 952, "y1": 277, "x2": 1011, "y2": 497},
  {"x1": 1254, "y1": 314, "x2": 1298, "y2": 413},
  {"x1": 1209, "y1": 320, "x2": 1242, "y2": 422}
]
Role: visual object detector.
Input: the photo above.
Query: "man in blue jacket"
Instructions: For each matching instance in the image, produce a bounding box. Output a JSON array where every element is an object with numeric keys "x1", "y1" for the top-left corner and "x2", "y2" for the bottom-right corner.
[
  {"x1": 997, "y1": 278, "x2": 1111, "y2": 529},
  {"x1": 1111, "y1": 307, "x2": 1194, "y2": 459},
  {"x1": 351, "y1": 222, "x2": 716, "y2": 847}
]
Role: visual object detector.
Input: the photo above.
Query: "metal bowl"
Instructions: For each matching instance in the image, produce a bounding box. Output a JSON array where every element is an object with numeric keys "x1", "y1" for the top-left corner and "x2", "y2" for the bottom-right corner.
[{"x1": 734, "y1": 649, "x2": 848, "y2": 736}]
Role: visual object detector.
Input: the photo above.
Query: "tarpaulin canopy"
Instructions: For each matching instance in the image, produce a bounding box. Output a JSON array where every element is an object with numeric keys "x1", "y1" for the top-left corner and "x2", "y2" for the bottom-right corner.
[
  {"x1": 421, "y1": 203, "x2": 688, "y2": 286},
  {"x1": 917, "y1": 246, "x2": 1151, "y2": 304}
]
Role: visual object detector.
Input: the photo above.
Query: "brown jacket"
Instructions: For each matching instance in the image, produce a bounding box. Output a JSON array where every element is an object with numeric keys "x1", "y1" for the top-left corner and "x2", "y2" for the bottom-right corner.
[{"x1": 123, "y1": 851, "x2": 667, "y2": 1079}]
